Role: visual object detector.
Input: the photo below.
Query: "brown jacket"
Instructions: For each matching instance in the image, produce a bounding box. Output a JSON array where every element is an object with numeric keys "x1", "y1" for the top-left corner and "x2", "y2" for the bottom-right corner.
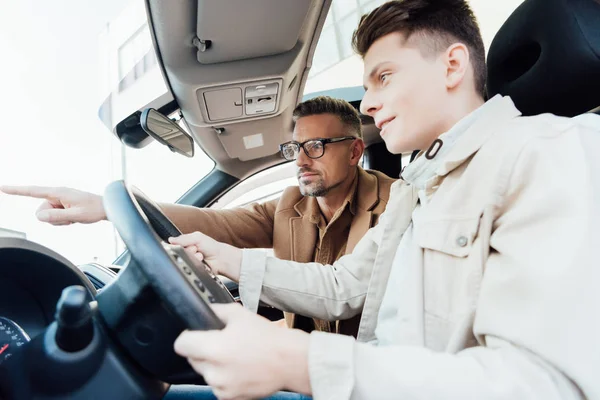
[{"x1": 161, "y1": 166, "x2": 395, "y2": 335}]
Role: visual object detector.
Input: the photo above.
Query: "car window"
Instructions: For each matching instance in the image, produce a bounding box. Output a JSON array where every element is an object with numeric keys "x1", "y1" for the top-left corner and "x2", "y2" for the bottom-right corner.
[{"x1": 210, "y1": 163, "x2": 297, "y2": 210}]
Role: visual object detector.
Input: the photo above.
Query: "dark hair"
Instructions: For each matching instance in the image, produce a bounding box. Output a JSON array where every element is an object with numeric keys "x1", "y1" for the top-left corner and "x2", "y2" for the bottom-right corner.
[
  {"x1": 292, "y1": 96, "x2": 363, "y2": 138},
  {"x1": 352, "y1": 0, "x2": 486, "y2": 97}
]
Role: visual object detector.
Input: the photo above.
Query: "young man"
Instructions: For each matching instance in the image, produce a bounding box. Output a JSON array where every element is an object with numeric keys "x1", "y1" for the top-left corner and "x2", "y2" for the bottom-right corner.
[
  {"x1": 1, "y1": 96, "x2": 396, "y2": 336},
  {"x1": 169, "y1": 1, "x2": 600, "y2": 399}
]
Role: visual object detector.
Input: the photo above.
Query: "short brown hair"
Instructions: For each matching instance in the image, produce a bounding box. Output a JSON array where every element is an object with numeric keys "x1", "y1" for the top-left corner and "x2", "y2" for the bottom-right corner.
[
  {"x1": 352, "y1": 0, "x2": 486, "y2": 97},
  {"x1": 292, "y1": 96, "x2": 363, "y2": 139}
]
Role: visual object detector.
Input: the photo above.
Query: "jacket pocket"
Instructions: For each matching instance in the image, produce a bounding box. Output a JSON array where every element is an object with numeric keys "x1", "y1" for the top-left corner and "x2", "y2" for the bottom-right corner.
[
  {"x1": 416, "y1": 215, "x2": 481, "y2": 258},
  {"x1": 416, "y1": 214, "x2": 484, "y2": 325}
]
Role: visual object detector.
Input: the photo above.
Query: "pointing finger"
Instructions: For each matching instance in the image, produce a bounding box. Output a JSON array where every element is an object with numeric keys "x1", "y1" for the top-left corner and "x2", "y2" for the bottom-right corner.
[{"x1": 0, "y1": 185, "x2": 61, "y2": 200}]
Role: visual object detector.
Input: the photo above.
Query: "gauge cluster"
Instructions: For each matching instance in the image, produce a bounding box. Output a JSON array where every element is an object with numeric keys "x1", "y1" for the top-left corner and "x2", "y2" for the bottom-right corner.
[
  {"x1": 0, "y1": 238, "x2": 97, "y2": 354},
  {"x1": 0, "y1": 317, "x2": 30, "y2": 365}
]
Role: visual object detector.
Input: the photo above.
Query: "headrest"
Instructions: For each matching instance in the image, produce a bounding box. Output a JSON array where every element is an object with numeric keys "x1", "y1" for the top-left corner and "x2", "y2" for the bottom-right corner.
[{"x1": 486, "y1": 0, "x2": 600, "y2": 117}]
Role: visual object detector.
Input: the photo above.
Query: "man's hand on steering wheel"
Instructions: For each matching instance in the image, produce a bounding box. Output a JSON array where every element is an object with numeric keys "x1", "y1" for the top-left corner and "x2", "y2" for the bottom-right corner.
[
  {"x1": 174, "y1": 303, "x2": 311, "y2": 400},
  {"x1": 169, "y1": 232, "x2": 243, "y2": 282}
]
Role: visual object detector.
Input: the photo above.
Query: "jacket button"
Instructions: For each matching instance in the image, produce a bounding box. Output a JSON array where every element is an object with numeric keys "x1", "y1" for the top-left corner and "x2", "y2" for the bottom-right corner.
[{"x1": 456, "y1": 236, "x2": 468, "y2": 247}]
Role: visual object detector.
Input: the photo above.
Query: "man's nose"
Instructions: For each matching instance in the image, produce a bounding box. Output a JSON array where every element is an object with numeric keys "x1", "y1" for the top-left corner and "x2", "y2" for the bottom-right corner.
[
  {"x1": 295, "y1": 147, "x2": 311, "y2": 167},
  {"x1": 360, "y1": 91, "x2": 381, "y2": 117}
]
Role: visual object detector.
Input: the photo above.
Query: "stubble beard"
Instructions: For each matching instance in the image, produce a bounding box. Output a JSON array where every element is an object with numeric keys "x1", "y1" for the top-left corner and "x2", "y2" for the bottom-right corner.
[{"x1": 299, "y1": 177, "x2": 344, "y2": 197}]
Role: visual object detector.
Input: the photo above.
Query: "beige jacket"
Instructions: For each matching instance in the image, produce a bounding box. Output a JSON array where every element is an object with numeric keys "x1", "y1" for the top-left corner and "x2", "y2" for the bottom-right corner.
[{"x1": 239, "y1": 96, "x2": 600, "y2": 399}]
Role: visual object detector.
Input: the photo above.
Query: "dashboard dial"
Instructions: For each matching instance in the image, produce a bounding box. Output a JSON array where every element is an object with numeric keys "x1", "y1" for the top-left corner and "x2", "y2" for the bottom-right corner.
[{"x1": 0, "y1": 317, "x2": 30, "y2": 365}]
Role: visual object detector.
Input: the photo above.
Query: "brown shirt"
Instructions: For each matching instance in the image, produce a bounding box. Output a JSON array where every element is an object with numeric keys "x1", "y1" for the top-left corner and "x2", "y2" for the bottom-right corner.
[
  {"x1": 294, "y1": 176, "x2": 359, "y2": 334},
  {"x1": 313, "y1": 178, "x2": 356, "y2": 265}
]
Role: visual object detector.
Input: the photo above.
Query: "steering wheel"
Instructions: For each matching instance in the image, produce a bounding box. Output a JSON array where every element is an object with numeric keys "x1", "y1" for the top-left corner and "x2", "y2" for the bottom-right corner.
[
  {"x1": 102, "y1": 180, "x2": 235, "y2": 331},
  {"x1": 129, "y1": 185, "x2": 183, "y2": 241}
]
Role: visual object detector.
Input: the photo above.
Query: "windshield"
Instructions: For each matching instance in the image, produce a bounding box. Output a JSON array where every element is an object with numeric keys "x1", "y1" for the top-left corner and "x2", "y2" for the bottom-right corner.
[
  {"x1": 304, "y1": 0, "x2": 525, "y2": 95},
  {"x1": 0, "y1": 0, "x2": 213, "y2": 265}
]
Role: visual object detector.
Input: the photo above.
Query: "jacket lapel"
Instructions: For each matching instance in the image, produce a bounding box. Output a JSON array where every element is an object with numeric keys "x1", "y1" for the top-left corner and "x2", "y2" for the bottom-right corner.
[
  {"x1": 358, "y1": 182, "x2": 418, "y2": 341},
  {"x1": 290, "y1": 196, "x2": 319, "y2": 263},
  {"x1": 347, "y1": 168, "x2": 380, "y2": 253}
]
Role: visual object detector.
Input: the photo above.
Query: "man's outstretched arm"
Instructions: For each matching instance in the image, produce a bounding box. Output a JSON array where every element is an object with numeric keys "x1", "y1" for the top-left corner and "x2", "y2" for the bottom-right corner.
[
  {"x1": 0, "y1": 184, "x2": 278, "y2": 249},
  {"x1": 159, "y1": 200, "x2": 277, "y2": 249}
]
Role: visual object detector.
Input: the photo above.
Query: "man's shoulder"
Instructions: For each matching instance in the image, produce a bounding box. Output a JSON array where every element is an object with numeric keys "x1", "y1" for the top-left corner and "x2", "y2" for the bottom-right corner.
[
  {"x1": 350, "y1": 168, "x2": 396, "y2": 216},
  {"x1": 494, "y1": 113, "x2": 595, "y2": 145},
  {"x1": 363, "y1": 168, "x2": 397, "y2": 184},
  {"x1": 475, "y1": 113, "x2": 600, "y2": 189},
  {"x1": 361, "y1": 168, "x2": 396, "y2": 201},
  {"x1": 479, "y1": 113, "x2": 594, "y2": 164}
]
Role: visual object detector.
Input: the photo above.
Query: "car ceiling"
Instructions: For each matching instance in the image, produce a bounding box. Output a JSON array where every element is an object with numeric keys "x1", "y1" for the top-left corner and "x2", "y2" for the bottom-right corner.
[{"x1": 145, "y1": 0, "x2": 381, "y2": 179}]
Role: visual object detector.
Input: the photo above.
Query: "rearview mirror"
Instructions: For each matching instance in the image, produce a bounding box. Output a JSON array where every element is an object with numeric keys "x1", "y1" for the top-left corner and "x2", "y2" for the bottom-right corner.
[{"x1": 140, "y1": 108, "x2": 194, "y2": 157}]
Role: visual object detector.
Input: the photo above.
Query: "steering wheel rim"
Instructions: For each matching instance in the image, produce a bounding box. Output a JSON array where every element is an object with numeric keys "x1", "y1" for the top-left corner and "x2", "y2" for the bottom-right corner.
[
  {"x1": 130, "y1": 186, "x2": 182, "y2": 241},
  {"x1": 103, "y1": 180, "x2": 234, "y2": 331}
]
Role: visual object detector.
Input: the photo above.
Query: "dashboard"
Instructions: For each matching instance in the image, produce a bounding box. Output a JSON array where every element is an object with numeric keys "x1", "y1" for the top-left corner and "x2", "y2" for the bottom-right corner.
[
  {"x1": 0, "y1": 235, "x2": 254, "y2": 399},
  {"x1": 0, "y1": 227, "x2": 254, "y2": 398},
  {"x1": 0, "y1": 238, "x2": 109, "y2": 366}
]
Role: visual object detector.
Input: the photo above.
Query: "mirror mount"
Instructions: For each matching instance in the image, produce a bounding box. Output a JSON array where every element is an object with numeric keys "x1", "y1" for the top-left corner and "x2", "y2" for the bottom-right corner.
[
  {"x1": 140, "y1": 108, "x2": 195, "y2": 158},
  {"x1": 114, "y1": 111, "x2": 153, "y2": 149}
]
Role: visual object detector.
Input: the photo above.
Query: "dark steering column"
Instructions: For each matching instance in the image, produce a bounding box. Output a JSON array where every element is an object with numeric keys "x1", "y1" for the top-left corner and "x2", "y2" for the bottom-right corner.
[{"x1": 0, "y1": 285, "x2": 168, "y2": 400}]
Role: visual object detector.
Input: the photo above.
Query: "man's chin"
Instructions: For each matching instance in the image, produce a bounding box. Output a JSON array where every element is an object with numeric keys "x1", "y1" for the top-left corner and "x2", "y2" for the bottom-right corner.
[
  {"x1": 383, "y1": 137, "x2": 411, "y2": 155},
  {"x1": 299, "y1": 184, "x2": 327, "y2": 197}
]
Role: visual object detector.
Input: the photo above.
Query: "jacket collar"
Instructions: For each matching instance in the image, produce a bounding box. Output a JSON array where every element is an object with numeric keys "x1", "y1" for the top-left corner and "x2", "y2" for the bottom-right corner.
[
  {"x1": 292, "y1": 166, "x2": 380, "y2": 256},
  {"x1": 435, "y1": 95, "x2": 522, "y2": 177},
  {"x1": 354, "y1": 167, "x2": 380, "y2": 212}
]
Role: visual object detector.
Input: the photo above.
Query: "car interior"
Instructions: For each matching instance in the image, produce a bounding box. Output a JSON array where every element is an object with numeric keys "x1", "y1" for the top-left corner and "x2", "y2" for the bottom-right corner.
[{"x1": 0, "y1": 0, "x2": 599, "y2": 398}]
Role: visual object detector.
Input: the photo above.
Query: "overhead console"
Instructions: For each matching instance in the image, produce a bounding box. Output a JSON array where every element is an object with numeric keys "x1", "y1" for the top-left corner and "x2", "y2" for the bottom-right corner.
[
  {"x1": 200, "y1": 79, "x2": 282, "y2": 123},
  {"x1": 192, "y1": 0, "x2": 311, "y2": 126}
]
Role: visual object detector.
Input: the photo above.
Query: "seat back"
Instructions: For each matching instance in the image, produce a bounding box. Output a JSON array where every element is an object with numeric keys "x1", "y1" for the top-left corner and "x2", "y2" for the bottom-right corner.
[
  {"x1": 363, "y1": 142, "x2": 402, "y2": 178},
  {"x1": 486, "y1": 0, "x2": 600, "y2": 117}
]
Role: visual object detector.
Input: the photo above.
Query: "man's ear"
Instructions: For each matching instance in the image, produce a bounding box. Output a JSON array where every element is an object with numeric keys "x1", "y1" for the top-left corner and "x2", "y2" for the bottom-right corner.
[
  {"x1": 350, "y1": 139, "x2": 365, "y2": 166},
  {"x1": 444, "y1": 43, "x2": 470, "y2": 90}
]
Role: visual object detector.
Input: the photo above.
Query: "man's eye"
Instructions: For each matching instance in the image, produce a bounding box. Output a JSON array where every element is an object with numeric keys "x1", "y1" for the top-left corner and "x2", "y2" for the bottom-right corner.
[
  {"x1": 306, "y1": 141, "x2": 322, "y2": 152},
  {"x1": 379, "y1": 73, "x2": 390, "y2": 83}
]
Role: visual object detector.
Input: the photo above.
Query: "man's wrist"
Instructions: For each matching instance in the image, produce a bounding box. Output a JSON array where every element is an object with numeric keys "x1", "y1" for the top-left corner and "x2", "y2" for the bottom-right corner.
[
  {"x1": 219, "y1": 244, "x2": 242, "y2": 282},
  {"x1": 277, "y1": 329, "x2": 311, "y2": 395},
  {"x1": 97, "y1": 195, "x2": 108, "y2": 221}
]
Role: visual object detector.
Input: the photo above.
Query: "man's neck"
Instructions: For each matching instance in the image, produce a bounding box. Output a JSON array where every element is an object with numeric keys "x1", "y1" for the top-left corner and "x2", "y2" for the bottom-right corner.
[
  {"x1": 438, "y1": 93, "x2": 485, "y2": 136},
  {"x1": 316, "y1": 168, "x2": 358, "y2": 224}
]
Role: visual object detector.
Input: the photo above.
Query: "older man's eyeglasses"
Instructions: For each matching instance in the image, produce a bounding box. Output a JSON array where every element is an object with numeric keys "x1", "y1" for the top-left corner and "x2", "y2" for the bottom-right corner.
[{"x1": 279, "y1": 136, "x2": 356, "y2": 161}]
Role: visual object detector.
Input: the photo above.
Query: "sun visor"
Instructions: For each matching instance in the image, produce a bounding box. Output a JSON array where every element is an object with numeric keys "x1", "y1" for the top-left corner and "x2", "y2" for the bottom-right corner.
[
  {"x1": 194, "y1": 0, "x2": 311, "y2": 64},
  {"x1": 210, "y1": 110, "x2": 292, "y2": 161}
]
